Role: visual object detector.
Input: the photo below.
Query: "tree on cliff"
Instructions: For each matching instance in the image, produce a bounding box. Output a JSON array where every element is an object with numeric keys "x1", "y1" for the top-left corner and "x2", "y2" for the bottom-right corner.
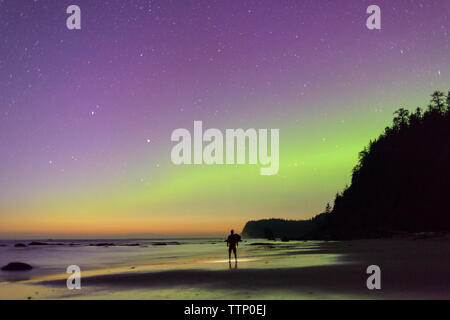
[{"x1": 328, "y1": 90, "x2": 450, "y2": 238}]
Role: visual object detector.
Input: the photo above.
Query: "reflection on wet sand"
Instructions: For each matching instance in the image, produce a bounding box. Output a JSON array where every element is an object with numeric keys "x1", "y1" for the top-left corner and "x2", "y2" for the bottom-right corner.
[{"x1": 1, "y1": 237, "x2": 449, "y2": 299}]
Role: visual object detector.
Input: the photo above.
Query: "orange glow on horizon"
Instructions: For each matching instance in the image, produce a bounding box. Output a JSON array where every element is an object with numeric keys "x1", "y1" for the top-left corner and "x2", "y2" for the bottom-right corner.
[{"x1": 0, "y1": 216, "x2": 248, "y2": 237}]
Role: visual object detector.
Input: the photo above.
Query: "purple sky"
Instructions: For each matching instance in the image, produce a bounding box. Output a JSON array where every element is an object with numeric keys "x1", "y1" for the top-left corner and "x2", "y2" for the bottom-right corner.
[{"x1": 0, "y1": 0, "x2": 448, "y2": 236}]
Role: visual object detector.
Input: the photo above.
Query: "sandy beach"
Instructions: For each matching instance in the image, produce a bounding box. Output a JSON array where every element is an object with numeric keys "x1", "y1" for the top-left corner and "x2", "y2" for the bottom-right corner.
[{"x1": 1, "y1": 236, "x2": 449, "y2": 300}]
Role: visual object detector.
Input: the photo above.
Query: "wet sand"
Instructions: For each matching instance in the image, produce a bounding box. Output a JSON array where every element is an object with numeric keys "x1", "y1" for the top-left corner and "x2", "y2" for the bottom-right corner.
[{"x1": 1, "y1": 237, "x2": 449, "y2": 299}]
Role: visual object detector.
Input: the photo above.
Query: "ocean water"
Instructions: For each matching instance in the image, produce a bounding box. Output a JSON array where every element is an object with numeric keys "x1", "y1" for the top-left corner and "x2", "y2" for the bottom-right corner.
[
  {"x1": 0, "y1": 238, "x2": 346, "y2": 299},
  {"x1": 0, "y1": 238, "x2": 225, "y2": 281},
  {"x1": 0, "y1": 239, "x2": 338, "y2": 281}
]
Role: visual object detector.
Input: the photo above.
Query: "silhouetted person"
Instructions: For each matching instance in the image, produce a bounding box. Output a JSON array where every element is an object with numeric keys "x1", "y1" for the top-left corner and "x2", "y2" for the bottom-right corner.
[{"x1": 226, "y1": 229, "x2": 240, "y2": 262}]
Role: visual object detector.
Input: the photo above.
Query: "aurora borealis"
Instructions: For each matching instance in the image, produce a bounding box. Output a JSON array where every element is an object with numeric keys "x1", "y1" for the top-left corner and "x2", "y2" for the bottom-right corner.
[{"x1": 0, "y1": 0, "x2": 449, "y2": 238}]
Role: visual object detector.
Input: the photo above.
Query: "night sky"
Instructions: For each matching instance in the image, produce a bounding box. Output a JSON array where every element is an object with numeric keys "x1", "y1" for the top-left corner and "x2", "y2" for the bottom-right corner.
[{"x1": 0, "y1": 0, "x2": 448, "y2": 237}]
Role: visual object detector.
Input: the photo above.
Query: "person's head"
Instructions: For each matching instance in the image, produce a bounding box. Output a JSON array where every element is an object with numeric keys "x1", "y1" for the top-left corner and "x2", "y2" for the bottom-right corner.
[{"x1": 230, "y1": 229, "x2": 234, "y2": 234}]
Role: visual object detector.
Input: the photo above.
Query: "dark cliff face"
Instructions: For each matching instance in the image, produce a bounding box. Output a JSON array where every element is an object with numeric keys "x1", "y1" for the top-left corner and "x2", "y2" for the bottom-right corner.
[
  {"x1": 329, "y1": 91, "x2": 450, "y2": 238},
  {"x1": 242, "y1": 219, "x2": 311, "y2": 239},
  {"x1": 242, "y1": 214, "x2": 329, "y2": 239},
  {"x1": 243, "y1": 91, "x2": 450, "y2": 240}
]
